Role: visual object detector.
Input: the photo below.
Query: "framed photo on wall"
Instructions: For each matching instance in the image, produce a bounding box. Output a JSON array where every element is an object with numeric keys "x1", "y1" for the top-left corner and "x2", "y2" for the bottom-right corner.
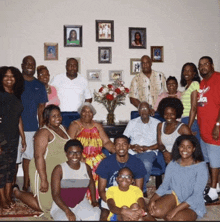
[
  {"x1": 130, "y1": 58, "x2": 141, "y2": 74},
  {"x1": 44, "y1": 43, "x2": 58, "y2": 60},
  {"x1": 96, "y1": 20, "x2": 114, "y2": 42},
  {"x1": 98, "y1": 47, "x2": 112, "y2": 64},
  {"x1": 87, "y1": 70, "x2": 102, "y2": 82},
  {"x1": 129, "y1": 27, "x2": 146, "y2": 49},
  {"x1": 151, "y1": 46, "x2": 164, "y2": 62},
  {"x1": 109, "y1": 70, "x2": 123, "y2": 81},
  {"x1": 64, "y1": 25, "x2": 82, "y2": 47}
]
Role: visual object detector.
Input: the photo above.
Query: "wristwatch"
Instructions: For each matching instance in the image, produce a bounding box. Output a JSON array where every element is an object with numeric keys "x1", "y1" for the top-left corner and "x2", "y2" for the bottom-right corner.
[{"x1": 216, "y1": 122, "x2": 220, "y2": 126}]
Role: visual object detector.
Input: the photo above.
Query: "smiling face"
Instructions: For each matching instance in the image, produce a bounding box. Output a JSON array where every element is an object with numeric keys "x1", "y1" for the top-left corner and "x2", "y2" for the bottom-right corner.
[
  {"x1": 115, "y1": 138, "x2": 129, "y2": 158},
  {"x1": 164, "y1": 107, "x2": 177, "y2": 123},
  {"x1": 116, "y1": 168, "x2": 134, "y2": 191},
  {"x1": 178, "y1": 139, "x2": 195, "y2": 160},
  {"x1": 183, "y1": 65, "x2": 195, "y2": 83},
  {"x1": 166, "y1": 79, "x2": 178, "y2": 94},
  {"x1": 66, "y1": 145, "x2": 82, "y2": 165},
  {"x1": 21, "y1": 56, "x2": 36, "y2": 76},
  {"x1": 38, "y1": 69, "x2": 50, "y2": 85},
  {"x1": 2, "y1": 69, "x2": 15, "y2": 89},
  {"x1": 80, "y1": 106, "x2": 93, "y2": 123},
  {"x1": 47, "y1": 109, "x2": 62, "y2": 127},
  {"x1": 198, "y1": 58, "x2": 214, "y2": 79}
]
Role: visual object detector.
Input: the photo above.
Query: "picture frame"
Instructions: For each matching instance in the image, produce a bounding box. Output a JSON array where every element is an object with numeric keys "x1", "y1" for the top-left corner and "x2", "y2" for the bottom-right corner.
[
  {"x1": 66, "y1": 57, "x2": 81, "y2": 73},
  {"x1": 130, "y1": 58, "x2": 141, "y2": 75},
  {"x1": 98, "y1": 47, "x2": 112, "y2": 64},
  {"x1": 96, "y1": 20, "x2": 114, "y2": 42},
  {"x1": 87, "y1": 70, "x2": 102, "y2": 82},
  {"x1": 44, "y1": 43, "x2": 58, "y2": 60},
  {"x1": 64, "y1": 25, "x2": 82, "y2": 47},
  {"x1": 129, "y1": 27, "x2": 146, "y2": 49},
  {"x1": 151, "y1": 46, "x2": 164, "y2": 62},
  {"x1": 109, "y1": 70, "x2": 123, "y2": 81}
]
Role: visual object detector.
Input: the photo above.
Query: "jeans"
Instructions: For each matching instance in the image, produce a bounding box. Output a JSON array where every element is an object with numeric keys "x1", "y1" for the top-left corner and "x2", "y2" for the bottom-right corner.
[{"x1": 135, "y1": 151, "x2": 157, "y2": 193}]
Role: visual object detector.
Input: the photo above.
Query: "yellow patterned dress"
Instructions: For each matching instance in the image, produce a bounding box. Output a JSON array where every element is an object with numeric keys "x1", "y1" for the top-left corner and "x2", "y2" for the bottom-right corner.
[{"x1": 75, "y1": 121, "x2": 106, "y2": 201}]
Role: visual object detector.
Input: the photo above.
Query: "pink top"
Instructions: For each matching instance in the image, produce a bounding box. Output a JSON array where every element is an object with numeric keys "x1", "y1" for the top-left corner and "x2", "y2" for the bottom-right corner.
[
  {"x1": 46, "y1": 85, "x2": 60, "y2": 107},
  {"x1": 153, "y1": 91, "x2": 182, "y2": 110}
]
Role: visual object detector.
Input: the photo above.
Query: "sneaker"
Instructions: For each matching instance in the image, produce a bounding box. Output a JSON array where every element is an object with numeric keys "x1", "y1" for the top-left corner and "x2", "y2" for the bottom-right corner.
[
  {"x1": 204, "y1": 193, "x2": 219, "y2": 203},
  {"x1": 216, "y1": 183, "x2": 220, "y2": 194},
  {"x1": 203, "y1": 185, "x2": 210, "y2": 196}
]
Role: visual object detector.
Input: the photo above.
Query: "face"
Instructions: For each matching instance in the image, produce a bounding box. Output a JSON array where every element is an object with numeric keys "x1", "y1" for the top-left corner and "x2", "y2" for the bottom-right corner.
[
  {"x1": 80, "y1": 106, "x2": 93, "y2": 123},
  {"x1": 22, "y1": 56, "x2": 36, "y2": 76},
  {"x1": 38, "y1": 69, "x2": 50, "y2": 85},
  {"x1": 115, "y1": 138, "x2": 129, "y2": 157},
  {"x1": 138, "y1": 102, "x2": 150, "y2": 119},
  {"x1": 183, "y1": 65, "x2": 195, "y2": 82},
  {"x1": 135, "y1": 33, "x2": 141, "y2": 40},
  {"x1": 141, "y1": 56, "x2": 152, "y2": 74},
  {"x1": 116, "y1": 169, "x2": 134, "y2": 189},
  {"x1": 71, "y1": 31, "x2": 76, "y2": 39},
  {"x1": 166, "y1": 79, "x2": 178, "y2": 93},
  {"x1": 48, "y1": 109, "x2": 62, "y2": 127},
  {"x1": 178, "y1": 139, "x2": 195, "y2": 160},
  {"x1": 198, "y1": 58, "x2": 214, "y2": 78},
  {"x1": 66, "y1": 59, "x2": 78, "y2": 76},
  {"x1": 2, "y1": 70, "x2": 15, "y2": 89},
  {"x1": 164, "y1": 107, "x2": 177, "y2": 123},
  {"x1": 66, "y1": 146, "x2": 82, "y2": 164}
]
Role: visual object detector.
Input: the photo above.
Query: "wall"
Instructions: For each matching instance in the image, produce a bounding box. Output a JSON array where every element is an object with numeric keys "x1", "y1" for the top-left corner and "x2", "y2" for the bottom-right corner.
[{"x1": 1, "y1": 0, "x2": 220, "y2": 121}]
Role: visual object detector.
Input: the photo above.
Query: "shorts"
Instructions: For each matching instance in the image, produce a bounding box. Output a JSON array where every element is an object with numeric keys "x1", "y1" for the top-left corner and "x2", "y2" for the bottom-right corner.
[
  {"x1": 200, "y1": 139, "x2": 220, "y2": 168},
  {"x1": 16, "y1": 131, "x2": 35, "y2": 163}
]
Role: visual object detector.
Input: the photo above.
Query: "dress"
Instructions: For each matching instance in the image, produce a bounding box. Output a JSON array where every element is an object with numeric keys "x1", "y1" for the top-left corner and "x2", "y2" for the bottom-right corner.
[
  {"x1": 0, "y1": 92, "x2": 23, "y2": 188},
  {"x1": 161, "y1": 122, "x2": 184, "y2": 153},
  {"x1": 156, "y1": 161, "x2": 208, "y2": 218},
  {"x1": 75, "y1": 121, "x2": 106, "y2": 201},
  {"x1": 29, "y1": 125, "x2": 70, "y2": 216}
]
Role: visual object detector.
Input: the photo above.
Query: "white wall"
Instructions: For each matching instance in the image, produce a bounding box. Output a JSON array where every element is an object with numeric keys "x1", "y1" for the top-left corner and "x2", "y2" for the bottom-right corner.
[{"x1": 1, "y1": 0, "x2": 220, "y2": 121}]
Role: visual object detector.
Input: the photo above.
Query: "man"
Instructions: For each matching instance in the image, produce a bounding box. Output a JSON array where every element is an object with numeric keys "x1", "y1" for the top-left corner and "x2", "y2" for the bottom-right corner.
[
  {"x1": 50, "y1": 58, "x2": 92, "y2": 112},
  {"x1": 96, "y1": 135, "x2": 147, "y2": 221},
  {"x1": 16, "y1": 55, "x2": 48, "y2": 191},
  {"x1": 129, "y1": 55, "x2": 166, "y2": 115},
  {"x1": 197, "y1": 56, "x2": 220, "y2": 203},
  {"x1": 123, "y1": 101, "x2": 160, "y2": 196}
]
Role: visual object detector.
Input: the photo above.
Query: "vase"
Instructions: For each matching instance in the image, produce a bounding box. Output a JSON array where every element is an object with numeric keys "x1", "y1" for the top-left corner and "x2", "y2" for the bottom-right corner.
[{"x1": 107, "y1": 112, "x2": 115, "y2": 125}]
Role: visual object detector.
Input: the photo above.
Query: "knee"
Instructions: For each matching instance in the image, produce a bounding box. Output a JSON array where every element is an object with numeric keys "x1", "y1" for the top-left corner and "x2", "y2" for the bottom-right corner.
[{"x1": 100, "y1": 208, "x2": 109, "y2": 221}]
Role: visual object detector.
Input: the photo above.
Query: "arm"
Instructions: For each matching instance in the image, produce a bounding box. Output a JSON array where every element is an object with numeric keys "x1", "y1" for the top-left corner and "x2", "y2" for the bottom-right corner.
[
  {"x1": 188, "y1": 90, "x2": 198, "y2": 130},
  {"x1": 18, "y1": 117, "x2": 26, "y2": 153},
  {"x1": 85, "y1": 98, "x2": 92, "y2": 103},
  {"x1": 130, "y1": 97, "x2": 141, "y2": 108},
  {"x1": 98, "y1": 176, "x2": 107, "y2": 202},
  {"x1": 67, "y1": 121, "x2": 81, "y2": 139},
  {"x1": 134, "y1": 178, "x2": 144, "y2": 191},
  {"x1": 179, "y1": 123, "x2": 192, "y2": 135},
  {"x1": 51, "y1": 165, "x2": 76, "y2": 221},
  {"x1": 37, "y1": 103, "x2": 46, "y2": 128},
  {"x1": 212, "y1": 110, "x2": 220, "y2": 141}
]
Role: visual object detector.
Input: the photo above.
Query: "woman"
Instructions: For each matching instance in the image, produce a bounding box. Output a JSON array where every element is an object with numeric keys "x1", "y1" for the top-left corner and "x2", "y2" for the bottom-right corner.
[
  {"x1": 67, "y1": 29, "x2": 79, "y2": 45},
  {"x1": 131, "y1": 32, "x2": 143, "y2": 46},
  {"x1": 154, "y1": 76, "x2": 182, "y2": 111},
  {"x1": 13, "y1": 105, "x2": 71, "y2": 218},
  {"x1": 0, "y1": 66, "x2": 26, "y2": 210},
  {"x1": 180, "y1": 62, "x2": 201, "y2": 141},
  {"x1": 50, "y1": 139, "x2": 100, "y2": 221},
  {"x1": 148, "y1": 135, "x2": 208, "y2": 221},
  {"x1": 157, "y1": 97, "x2": 191, "y2": 164},
  {"x1": 37, "y1": 65, "x2": 60, "y2": 107},
  {"x1": 67, "y1": 102, "x2": 115, "y2": 201}
]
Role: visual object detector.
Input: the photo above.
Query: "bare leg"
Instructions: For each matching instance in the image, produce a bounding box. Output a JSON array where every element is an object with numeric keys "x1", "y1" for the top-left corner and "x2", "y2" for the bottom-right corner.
[
  {"x1": 5, "y1": 182, "x2": 15, "y2": 207},
  {"x1": 0, "y1": 187, "x2": 11, "y2": 209},
  {"x1": 22, "y1": 158, "x2": 30, "y2": 191},
  {"x1": 100, "y1": 208, "x2": 110, "y2": 221},
  {"x1": 211, "y1": 168, "x2": 219, "y2": 188},
  {"x1": 12, "y1": 164, "x2": 19, "y2": 186},
  {"x1": 166, "y1": 208, "x2": 197, "y2": 221}
]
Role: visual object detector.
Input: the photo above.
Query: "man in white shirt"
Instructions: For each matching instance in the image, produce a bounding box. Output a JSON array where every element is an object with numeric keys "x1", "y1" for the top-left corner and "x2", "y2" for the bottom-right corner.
[{"x1": 123, "y1": 101, "x2": 160, "y2": 196}]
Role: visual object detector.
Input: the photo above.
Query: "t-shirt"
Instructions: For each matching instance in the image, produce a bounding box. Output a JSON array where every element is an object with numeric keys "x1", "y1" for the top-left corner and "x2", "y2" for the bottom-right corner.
[
  {"x1": 50, "y1": 73, "x2": 92, "y2": 112},
  {"x1": 21, "y1": 78, "x2": 48, "y2": 131},
  {"x1": 197, "y1": 72, "x2": 220, "y2": 145},
  {"x1": 106, "y1": 185, "x2": 143, "y2": 220},
  {"x1": 96, "y1": 153, "x2": 147, "y2": 188}
]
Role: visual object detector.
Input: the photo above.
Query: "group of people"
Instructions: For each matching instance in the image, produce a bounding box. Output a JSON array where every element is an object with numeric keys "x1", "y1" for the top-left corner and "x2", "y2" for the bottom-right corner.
[{"x1": 0, "y1": 53, "x2": 219, "y2": 221}]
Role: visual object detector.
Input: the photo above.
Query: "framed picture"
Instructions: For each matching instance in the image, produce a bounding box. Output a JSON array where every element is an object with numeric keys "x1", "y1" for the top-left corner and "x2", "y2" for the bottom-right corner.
[
  {"x1": 64, "y1": 25, "x2": 82, "y2": 47},
  {"x1": 66, "y1": 57, "x2": 81, "y2": 73},
  {"x1": 87, "y1": 70, "x2": 102, "y2": 82},
  {"x1": 151, "y1": 46, "x2": 164, "y2": 62},
  {"x1": 44, "y1": 43, "x2": 58, "y2": 60},
  {"x1": 130, "y1": 58, "x2": 141, "y2": 75},
  {"x1": 96, "y1": 20, "x2": 114, "y2": 42},
  {"x1": 98, "y1": 47, "x2": 112, "y2": 64},
  {"x1": 129, "y1": 27, "x2": 146, "y2": 49},
  {"x1": 109, "y1": 70, "x2": 123, "y2": 81}
]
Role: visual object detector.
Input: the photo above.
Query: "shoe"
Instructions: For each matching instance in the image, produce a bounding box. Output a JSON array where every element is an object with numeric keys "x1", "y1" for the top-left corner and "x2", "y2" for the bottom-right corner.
[
  {"x1": 203, "y1": 185, "x2": 210, "y2": 196},
  {"x1": 216, "y1": 183, "x2": 220, "y2": 194},
  {"x1": 204, "y1": 193, "x2": 219, "y2": 204}
]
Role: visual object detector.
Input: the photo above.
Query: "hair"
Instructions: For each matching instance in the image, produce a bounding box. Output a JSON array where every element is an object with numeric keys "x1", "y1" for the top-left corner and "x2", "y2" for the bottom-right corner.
[
  {"x1": 66, "y1": 58, "x2": 78, "y2": 66},
  {"x1": 68, "y1": 30, "x2": 77, "y2": 41},
  {"x1": 118, "y1": 167, "x2": 134, "y2": 178},
  {"x1": 22, "y1": 55, "x2": 36, "y2": 66},
  {"x1": 199, "y1": 56, "x2": 213, "y2": 65},
  {"x1": 77, "y1": 102, "x2": 96, "y2": 115},
  {"x1": 157, "y1": 97, "x2": 184, "y2": 119},
  {"x1": 0, "y1": 66, "x2": 24, "y2": 99},
  {"x1": 114, "y1": 134, "x2": 130, "y2": 144},
  {"x1": 171, "y1": 135, "x2": 204, "y2": 162},
  {"x1": 138, "y1": 101, "x2": 150, "y2": 112},
  {"x1": 64, "y1": 139, "x2": 84, "y2": 152},
  {"x1": 43, "y1": 104, "x2": 61, "y2": 125},
  {"x1": 166, "y1": 76, "x2": 178, "y2": 85},
  {"x1": 37, "y1": 65, "x2": 49, "y2": 76},
  {"x1": 180, "y1": 62, "x2": 201, "y2": 87},
  {"x1": 134, "y1": 31, "x2": 142, "y2": 44}
]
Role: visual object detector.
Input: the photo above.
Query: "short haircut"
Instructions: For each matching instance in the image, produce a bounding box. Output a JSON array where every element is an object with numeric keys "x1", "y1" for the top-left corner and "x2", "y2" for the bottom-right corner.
[
  {"x1": 166, "y1": 76, "x2": 178, "y2": 85},
  {"x1": 157, "y1": 97, "x2": 183, "y2": 119},
  {"x1": 180, "y1": 62, "x2": 201, "y2": 87},
  {"x1": 199, "y1": 56, "x2": 213, "y2": 65},
  {"x1": 77, "y1": 102, "x2": 96, "y2": 115},
  {"x1": 137, "y1": 101, "x2": 150, "y2": 111},
  {"x1": 114, "y1": 134, "x2": 130, "y2": 144},
  {"x1": 43, "y1": 104, "x2": 61, "y2": 125},
  {"x1": 37, "y1": 65, "x2": 49, "y2": 76},
  {"x1": 118, "y1": 167, "x2": 134, "y2": 178},
  {"x1": 171, "y1": 135, "x2": 204, "y2": 162},
  {"x1": 64, "y1": 139, "x2": 84, "y2": 152},
  {"x1": 66, "y1": 58, "x2": 78, "y2": 66}
]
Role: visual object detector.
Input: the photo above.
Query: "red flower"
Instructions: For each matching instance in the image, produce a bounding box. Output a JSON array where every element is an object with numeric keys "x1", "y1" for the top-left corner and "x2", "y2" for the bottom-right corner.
[
  {"x1": 107, "y1": 84, "x2": 113, "y2": 89},
  {"x1": 99, "y1": 87, "x2": 103, "y2": 92},
  {"x1": 106, "y1": 94, "x2": 114, "y2": 100},
  {"x1": 115, "y1": 88, "x2": 121, "y2": 94},
  {"x1": 125, "y1": 88, "x2": 129, "y2": 93}
]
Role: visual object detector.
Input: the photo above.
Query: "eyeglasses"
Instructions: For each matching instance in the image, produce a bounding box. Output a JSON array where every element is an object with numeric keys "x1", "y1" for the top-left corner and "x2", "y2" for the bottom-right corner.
[
  {"x1": 118, "y1": 175, "x2": 132, "y2": 179},
  {"x1": 198, "y1": 62, "x2": 211, "y2": 69}
]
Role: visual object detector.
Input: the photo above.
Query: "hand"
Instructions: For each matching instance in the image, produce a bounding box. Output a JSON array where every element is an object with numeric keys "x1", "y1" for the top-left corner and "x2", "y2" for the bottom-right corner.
[
  {"x1": 40, "y1": 180, "x2": 49, "y2": 193},
  {"x1": 212, "y1": 125, "x2": 219, "y2": 141},
  {"x1": 65, "y1": 209, "x2": 76, "y2": 221},
  {"x1": 166, "y1": 208, "x2": 178, "y2": 221},
  {"x1": 130, "y1": 144, "x2": 138, "y2": 152},
  {"x1": 121, "y1": 207, "x2": 141, "y2": 221},
  {"x1": 163, "y1": 151, "x2": 172, "y2": 164},
  {"x1": 136, "y1": 145, "x2": 144, "y2": 153},
  {"x1": 21, "y1": 139, "x2": 27, "y2": 153},
  {"x1": 91, "y1": 201, "x2": 99, "y2": 207},
  {"x1": 148, "y1": 200, "x2": 156, "y2": 216}
]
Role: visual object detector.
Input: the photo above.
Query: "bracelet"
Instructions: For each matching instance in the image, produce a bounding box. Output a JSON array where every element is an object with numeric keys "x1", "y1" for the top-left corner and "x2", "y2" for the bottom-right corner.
[
  {"x1": 161, "y1": 148, "x2": 167, "y2": 153},
  {"x1": 142, "y1": 209, "x2": 148, "y2": 216}
]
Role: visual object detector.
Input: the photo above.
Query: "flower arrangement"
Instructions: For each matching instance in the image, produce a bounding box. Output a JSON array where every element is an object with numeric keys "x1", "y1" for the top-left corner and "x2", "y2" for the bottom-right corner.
[{"x1": 94, "y1": 79, "x2": 130, "y2": 124}]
